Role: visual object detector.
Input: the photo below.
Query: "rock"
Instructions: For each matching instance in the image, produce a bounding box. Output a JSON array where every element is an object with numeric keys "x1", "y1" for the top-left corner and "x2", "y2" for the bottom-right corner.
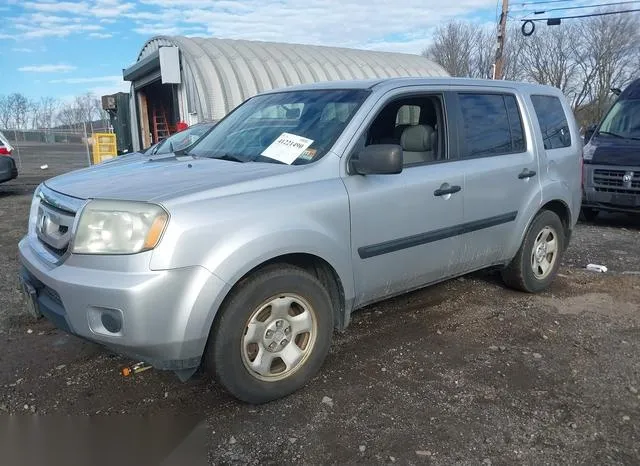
[
  {"x1": 55, "y1": 364, "x2": 66, "y2": 370},
  {"x1": 23, "y1": 404, "x2": 29, "y2": 410},
  {"x1": 322, "y1": 396, "x2": 334, "y2": 408},
  {"x1": 499, "y1": 346, "x2": 507, "y2": 352},
  {"x1": 622, "y1": 415, "x2": 630, "y2": 422},
  {"x1": 436, "y1": 330, "x2": 442, "y2": 335},
  {"x1": 229, "y1": 436, "x2": 237, "y2": 445},
  {"x1": 164, "y1": 392, "x2": 169, "y2": 398},
  {"x1": 532, "y1": 353, "x2": 543, "y2": 359},
  {"x1": 416, "y1": 450, "x2": 432, "y2": 457},
  {"x1": 569, "y1": 422, "x2": 577, "y2": 429},
  {"x1": 30, "y1": 405, "x2": 36, "y2": 413},
  {"x1": 542, "y1": 335, "x2": 548, "y2": 340},
  {"x1": 289, "y1": 437, "x2": 297, "y2": 444},
  {"x1": 483, "y1": 459, "x2": 492, "y2": 465},
  {"x1": 38, "y1": 332, "x2": 44, "y2": 336},
  {"x1": 628, "y1": 386, "x2": 638, "y2": 394},
  {"x1": 15, "y1": 378, "x2": 23, "y2": 385},
  {"x1": 359, "y1": 445, "x2": 366, "y2": 453},
  {"x1": 27, "y1": 329, "x2": 33, "y2": 334},
  {"x1": 389, "y1": 456, "x2": 396, "y2": 463},
  {"x1": 381, "y1": 367, "x2": 387, "y2": 372},
  {"x1": 489, "y1": 346, "x2": 498, "y2": 352}
]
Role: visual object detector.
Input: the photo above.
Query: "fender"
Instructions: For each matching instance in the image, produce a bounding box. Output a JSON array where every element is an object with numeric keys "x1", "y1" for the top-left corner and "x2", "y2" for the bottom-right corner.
[{"x1": 507, "y1": 178, "x2": 574, "y2": 260}]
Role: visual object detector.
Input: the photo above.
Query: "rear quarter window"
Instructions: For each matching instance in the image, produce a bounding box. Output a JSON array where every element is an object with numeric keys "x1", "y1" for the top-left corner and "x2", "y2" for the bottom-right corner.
[{"x1": 530, "y1": 95, "x2": 572, "y2": 150}]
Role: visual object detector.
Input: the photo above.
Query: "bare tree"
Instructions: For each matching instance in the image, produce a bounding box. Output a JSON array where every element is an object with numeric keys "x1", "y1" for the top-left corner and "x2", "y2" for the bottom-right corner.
[
  {"x1": 423, "y1": 21, "x2": 479, "y2": 78},
  {"x1": 34, "y1": 97, "x2": 58, "y2": 130},
  {"x1": 0, "y1": 95, "x2": 11, "y2": 129},
  {"x1": 573, "y1": 9, "x2": 640, "y2": 122}
]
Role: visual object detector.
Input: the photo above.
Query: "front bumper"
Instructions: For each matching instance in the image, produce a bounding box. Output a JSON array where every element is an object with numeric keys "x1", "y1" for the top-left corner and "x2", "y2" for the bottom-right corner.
[
  {"x1": 18, "y1": 236, "x2": 229, "y2": 371},
  {"x1": 582, "y1": 163, "x2": 640, "y2": 213}
]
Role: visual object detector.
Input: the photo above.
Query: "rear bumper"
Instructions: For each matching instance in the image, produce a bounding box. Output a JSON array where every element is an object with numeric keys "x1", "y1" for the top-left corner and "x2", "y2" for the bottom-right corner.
[
  {"x1": 0, "y1": 156, "x2": 17, "y2": 183},
  {"x1": 18, "y1": 236, "x2": 229, "y2": 371}
]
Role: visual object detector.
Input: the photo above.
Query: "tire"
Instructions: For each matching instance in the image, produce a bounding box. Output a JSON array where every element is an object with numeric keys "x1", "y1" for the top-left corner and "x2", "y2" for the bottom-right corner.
[
  {"x1": 501, "y1": 210, "x2": 565, "y2": 293},
  {"x1": 579, "y1": 207, "x2": 599, "y2": 222},
  {"x1": 205, "y1": 264, "x2": 334, "y2": 404}
]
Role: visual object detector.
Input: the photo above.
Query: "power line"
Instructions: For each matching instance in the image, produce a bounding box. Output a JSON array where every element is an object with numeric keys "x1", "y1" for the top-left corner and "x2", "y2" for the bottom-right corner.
[
  {"x1": 514, "y1": 0, "x2": 574, "y2": 6},
  {"x1": 524, "y1": 0, "x2": 640, "y2": 14},
  {"x1": 522, "y1": 6, "x2": 640, "y2": 20}
]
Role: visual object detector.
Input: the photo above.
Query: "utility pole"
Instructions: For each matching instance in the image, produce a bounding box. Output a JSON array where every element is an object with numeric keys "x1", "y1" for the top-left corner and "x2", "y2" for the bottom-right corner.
[{"x1": 493, "y1": 0, "x2": 509, "y2": 80}]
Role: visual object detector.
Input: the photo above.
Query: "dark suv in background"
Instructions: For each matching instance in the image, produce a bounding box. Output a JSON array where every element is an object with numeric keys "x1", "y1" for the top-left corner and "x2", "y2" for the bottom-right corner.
[{"x1": 582, "y1": 78, "x2": 640, "y2": 220}]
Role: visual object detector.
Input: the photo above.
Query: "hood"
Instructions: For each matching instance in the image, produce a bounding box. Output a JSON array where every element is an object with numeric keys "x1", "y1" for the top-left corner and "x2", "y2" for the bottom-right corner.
[
  {"x1": 44, "y1": 153, "x2": 299, "y2": 202},
  {"x1": 588, "y1": 135, "x2": 640, "y2": 166}
]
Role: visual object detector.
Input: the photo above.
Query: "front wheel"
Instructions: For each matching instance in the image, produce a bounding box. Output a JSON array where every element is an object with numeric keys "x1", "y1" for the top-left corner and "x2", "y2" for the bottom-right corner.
[
  {"x1": 205, "y1": 264, "x2": 334, "y2": 404},
  {"x1": 501, "y1": 210, "x2": 565, "y2": 293}
]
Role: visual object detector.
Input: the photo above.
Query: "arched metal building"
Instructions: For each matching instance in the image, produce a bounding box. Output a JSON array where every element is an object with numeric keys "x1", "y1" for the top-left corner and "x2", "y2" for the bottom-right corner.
[{"x1": 122, "y1": 36, "x2": 449, "y2": 150}]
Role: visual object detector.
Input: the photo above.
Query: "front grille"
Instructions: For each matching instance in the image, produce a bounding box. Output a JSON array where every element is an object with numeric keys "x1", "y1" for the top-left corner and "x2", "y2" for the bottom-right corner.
[
  {"x1": 35, "y1": 187, "x2": 80, "y2": 260},
  {"x1": 593, "y1": 169, "x2": 640, "y2": 194}
]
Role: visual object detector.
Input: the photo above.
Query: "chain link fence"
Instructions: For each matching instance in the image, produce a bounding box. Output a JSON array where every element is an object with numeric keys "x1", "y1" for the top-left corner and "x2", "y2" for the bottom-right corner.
[{"x1": 1, "y1": 124, "x2": 113, "y2": 190}]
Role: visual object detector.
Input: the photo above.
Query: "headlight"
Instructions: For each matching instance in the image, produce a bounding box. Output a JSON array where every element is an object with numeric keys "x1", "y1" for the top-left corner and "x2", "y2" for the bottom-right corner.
[
  {"x1": 72, "y1": 200, "x2": 168, "y2": 255},
  {"x1": 28, "y1": 184, "x2": 42, "y2": 236},
  {"x1": 583, "y1": 142, "x2": 596, "y2": 161}
]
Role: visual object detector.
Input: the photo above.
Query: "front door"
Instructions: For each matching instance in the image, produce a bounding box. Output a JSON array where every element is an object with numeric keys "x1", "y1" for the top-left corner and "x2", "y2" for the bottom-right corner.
[{"x1": 341, "y1": 90, "x2": 465, "y2": 307}]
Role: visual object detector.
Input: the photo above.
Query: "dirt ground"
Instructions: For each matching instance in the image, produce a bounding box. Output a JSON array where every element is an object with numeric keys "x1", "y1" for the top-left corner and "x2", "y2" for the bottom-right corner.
[{"x1": 1, "y1": 143, "x2": 639, "y2": 465}]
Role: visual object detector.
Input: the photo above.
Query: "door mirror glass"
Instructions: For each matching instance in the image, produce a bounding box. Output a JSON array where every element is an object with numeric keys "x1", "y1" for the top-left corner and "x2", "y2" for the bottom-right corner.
[{"x1": 351, "y1": 144, "x2": 403, "y2": 175}]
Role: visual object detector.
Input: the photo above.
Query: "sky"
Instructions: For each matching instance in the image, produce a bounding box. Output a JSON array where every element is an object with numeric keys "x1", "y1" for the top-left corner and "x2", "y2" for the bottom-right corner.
[{"x1": 0, "y1": 0, "x2": 604, "y2": 101}]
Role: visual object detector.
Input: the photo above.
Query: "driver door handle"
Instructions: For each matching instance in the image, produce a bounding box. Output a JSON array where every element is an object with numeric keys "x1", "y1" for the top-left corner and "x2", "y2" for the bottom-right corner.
[
  {"x1": 518, "y1": 168, "x2": 537, "y2": 179},
  {"x1": 434, "y1": 184, "x2": 462, "y2": 197}
]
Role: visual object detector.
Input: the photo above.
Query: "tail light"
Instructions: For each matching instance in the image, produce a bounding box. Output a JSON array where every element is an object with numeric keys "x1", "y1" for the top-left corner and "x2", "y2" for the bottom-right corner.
[{"x1": 0, "y1": 147, "x2": 11, "y2": 155}]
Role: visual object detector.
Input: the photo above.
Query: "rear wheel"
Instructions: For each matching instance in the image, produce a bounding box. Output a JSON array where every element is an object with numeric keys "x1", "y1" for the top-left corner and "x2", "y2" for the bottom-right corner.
[
  {"x1": 205, "y1": 264, "x2": 333, "y2": 404},
  {"x1": 502, "y1": 210, "x2": 565, "y2": 293}
]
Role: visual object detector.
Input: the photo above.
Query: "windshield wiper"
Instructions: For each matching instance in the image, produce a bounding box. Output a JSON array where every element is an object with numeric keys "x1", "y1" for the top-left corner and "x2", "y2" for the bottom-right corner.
[
  {"x1": 207, "y1": 153, "x2": 245, "y2": 163},
  {"x1": 597, "y1": 131, "x2": 625, "y2": 139}
]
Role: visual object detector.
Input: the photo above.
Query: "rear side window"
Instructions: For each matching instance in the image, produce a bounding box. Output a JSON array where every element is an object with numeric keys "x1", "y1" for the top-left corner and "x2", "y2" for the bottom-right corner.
[
  {"x1": 530, "y1": 95, "x2": 571, "y2": 149},
  {"x1": 458, "y1": 93, "x2": 526, "y2": 158}
]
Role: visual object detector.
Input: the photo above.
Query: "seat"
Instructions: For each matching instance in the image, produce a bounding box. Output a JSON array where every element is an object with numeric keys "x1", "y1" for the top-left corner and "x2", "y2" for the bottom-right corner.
[{"x1": 400, "y1": 124, "x2": 436, "y2": 165}]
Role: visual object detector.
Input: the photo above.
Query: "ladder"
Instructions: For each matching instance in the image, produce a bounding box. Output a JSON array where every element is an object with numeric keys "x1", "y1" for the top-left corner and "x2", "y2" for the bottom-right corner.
[{"x1": 152, "y1": 106, "x2": 171, "y2": 142}]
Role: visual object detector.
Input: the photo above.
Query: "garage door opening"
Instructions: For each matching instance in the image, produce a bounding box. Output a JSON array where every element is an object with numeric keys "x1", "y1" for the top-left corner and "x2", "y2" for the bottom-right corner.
[{"x1": 136, "y1": 80, "x2": 179, "y2": 148}]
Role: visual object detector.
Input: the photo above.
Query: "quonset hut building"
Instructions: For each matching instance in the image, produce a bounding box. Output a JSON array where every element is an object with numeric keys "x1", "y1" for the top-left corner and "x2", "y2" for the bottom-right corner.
[{"x1": 122, "y1": 36, "x2": 449, "y2": 151}]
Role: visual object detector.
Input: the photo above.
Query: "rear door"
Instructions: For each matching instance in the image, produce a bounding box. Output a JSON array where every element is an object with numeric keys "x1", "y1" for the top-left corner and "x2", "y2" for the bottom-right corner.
[{"x1": 452, "y1": 90, "x2": 541, "y2": 270}]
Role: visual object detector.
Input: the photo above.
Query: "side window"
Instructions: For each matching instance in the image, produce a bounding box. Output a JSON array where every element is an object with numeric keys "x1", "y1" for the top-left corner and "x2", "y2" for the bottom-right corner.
[
  {"x1": 363, "y1": 95, "x2": 446, "y2": 167},
  {"x1": 458, "y1": 93, "x2": 526, "y2": 158},
  {"x1": 530, "y1": 95, "x2": 571, "y2": 149}
]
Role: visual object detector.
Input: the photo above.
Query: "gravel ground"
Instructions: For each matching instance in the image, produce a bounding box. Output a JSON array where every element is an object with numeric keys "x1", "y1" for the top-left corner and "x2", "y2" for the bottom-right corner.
[{"x1": 1, "y1": 144, "x2": 639, "y2": 465}]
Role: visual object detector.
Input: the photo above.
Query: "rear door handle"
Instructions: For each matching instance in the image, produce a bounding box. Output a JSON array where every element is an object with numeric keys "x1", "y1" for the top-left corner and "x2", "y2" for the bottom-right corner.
[
  {"x1": 518, "y1": 168, "x2": 537, "y2": 179},
  {"x1": 434, "y1": 184, "x2": 462, "y2": 197}
]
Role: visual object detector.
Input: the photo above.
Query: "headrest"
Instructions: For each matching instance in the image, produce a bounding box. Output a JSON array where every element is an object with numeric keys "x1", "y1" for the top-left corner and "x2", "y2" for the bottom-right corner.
[{"x1": 401, "y1": 124, "x2": 434, "y2": 152}]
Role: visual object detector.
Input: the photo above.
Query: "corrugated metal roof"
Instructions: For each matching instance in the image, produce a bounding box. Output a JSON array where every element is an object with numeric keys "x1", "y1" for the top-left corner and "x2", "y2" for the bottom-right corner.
[{"x1": 135, "y1": 36, "x2": 449, "y2": 120}]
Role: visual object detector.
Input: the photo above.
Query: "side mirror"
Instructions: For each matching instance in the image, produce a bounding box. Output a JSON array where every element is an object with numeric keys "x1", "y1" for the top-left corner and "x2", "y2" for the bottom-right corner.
[
  {"x1": 350, "y1": 144, "x2": 403, "y2": 175},
  {"x1": 584, "y1": 124, "x2": 597, "y2": 144}
]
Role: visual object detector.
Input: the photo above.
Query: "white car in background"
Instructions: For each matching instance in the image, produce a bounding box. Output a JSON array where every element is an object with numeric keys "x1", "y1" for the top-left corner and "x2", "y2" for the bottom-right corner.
[{"x1": 0, "y1": 130, "x2": 18, "y2": 184}]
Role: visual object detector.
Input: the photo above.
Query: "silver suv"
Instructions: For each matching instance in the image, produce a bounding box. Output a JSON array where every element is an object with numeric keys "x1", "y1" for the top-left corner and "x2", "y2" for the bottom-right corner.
[{"x1": 18, "y1": 78, "x2": 582, "y2": 404}]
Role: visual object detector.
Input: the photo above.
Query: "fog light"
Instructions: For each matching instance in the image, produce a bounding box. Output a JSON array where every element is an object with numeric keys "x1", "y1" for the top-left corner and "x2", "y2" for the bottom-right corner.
[
  {"x1": 88, "y1": 306, "x2": 124, "y2": 336},
  {"x1": 101, "y1": 312, "x2": 122, "y2": 333}
]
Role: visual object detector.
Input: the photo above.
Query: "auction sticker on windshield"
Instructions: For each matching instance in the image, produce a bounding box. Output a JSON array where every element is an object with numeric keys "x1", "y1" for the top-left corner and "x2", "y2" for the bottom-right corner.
[{"x1": 261, "y1": 133, "x2": 314, "y2": 164}]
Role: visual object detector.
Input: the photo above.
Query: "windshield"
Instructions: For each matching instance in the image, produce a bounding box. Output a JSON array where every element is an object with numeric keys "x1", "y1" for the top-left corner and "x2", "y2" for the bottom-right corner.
[
  {"x1": 154, "y1": 122, "x2": 216, "y2": 155},
  {"x1": 598, "y1": 99, "x2": 640, "y2": 140},
  {"x1": 186, "y1": 89, "x2": 370, "y2": 164}
]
